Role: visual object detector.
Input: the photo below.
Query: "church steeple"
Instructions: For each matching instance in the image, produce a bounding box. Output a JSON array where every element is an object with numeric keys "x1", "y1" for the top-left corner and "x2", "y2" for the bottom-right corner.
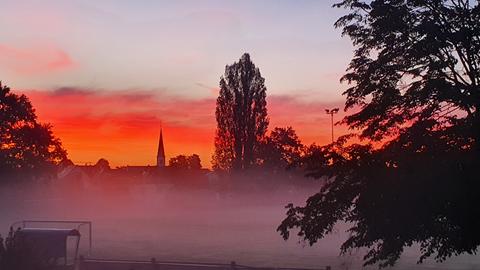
[{"x1": 157, "y1": 128, "x2": 165, "y2": 167}]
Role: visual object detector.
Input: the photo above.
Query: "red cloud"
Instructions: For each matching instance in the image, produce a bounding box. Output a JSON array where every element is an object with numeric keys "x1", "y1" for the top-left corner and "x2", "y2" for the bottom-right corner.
[
  {"x1": 23, "y1": 88, "x2": 216, "y2": 166},
  {"x1": 0, "y1": 44, "x2": 75, "y2": 75},
  {"x1": 21, "y1": 88, "x2": 348, "y2": 167}
]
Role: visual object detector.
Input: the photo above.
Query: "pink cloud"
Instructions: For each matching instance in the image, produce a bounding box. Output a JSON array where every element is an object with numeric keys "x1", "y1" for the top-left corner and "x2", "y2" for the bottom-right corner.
[
  {"x1": 0, "y1": 44, "x2": 75, "y2": 75},
  {"x1": 196, "y1": 82, "x2": 219, "y2": 96}
]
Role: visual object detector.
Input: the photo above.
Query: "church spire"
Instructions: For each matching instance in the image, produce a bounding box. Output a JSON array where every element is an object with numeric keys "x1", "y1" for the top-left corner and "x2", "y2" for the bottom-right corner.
[{"x1": 157, "y1": 128, "x2": 165, "y2": 167}]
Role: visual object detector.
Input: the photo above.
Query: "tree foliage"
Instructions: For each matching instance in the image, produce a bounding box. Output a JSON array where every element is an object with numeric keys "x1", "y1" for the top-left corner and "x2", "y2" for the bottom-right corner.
[
  {"x1": 94, "y1": 158, "x2": 111, "y2": 172},
  {"x1": 278, "y1": 0, "x2": 480, "y2": 267},
  {"x1": 259, "y1": 127, "x2": 304, "y2": 170},
  {"x1": 0, "y1": 83, "x2": 66, "y2": 179},
  {"x1": 169, "y1": 154, "x2": 202, "y2": 170},
  {"x1": 212, "y1": 53, "x2": 269, "y2": 171}
]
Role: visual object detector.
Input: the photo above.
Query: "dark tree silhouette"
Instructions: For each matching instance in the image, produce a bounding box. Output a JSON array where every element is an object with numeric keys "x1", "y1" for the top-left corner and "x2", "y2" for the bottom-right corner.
[
  {"x1": 212, "y1": 53, "x2": 269, "y2": 171},
  {"x1": 259, "y1": 127, "x2": 304, "y2": 170},
  {"x1": 94, "y1": 158, "x2": 111, "y2": 172},
  {"x1": 0, "y1": 83, "x2": 66, "y2": 180},
  {"x1": 169, "y1": 154, "x2": 201, "y2": 170},
  {"x1": 278, "y1": 1, "x2": 480, "y2": 268}
]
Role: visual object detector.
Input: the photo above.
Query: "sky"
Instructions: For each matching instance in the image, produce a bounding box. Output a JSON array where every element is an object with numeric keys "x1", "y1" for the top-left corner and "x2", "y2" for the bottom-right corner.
[{"x1": 0, "y1": 0, "x2": 354, "y2": 168}]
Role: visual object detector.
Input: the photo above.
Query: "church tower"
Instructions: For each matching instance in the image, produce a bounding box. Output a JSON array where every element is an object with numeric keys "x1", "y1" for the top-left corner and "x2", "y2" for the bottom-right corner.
[{"x1": 157, "y1": 128, "x2": 166, "y2": 167}]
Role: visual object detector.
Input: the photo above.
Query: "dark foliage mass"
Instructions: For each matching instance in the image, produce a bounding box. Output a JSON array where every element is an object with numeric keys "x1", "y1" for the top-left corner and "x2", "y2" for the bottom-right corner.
[
  {"x1": 0, "y1": 83, "x2": 66, "y2": 180},
  {"x1": 213, "y1": 53, "x2": 269, "y2": 171},
  {"x1": 279, "y1": 0, "x2": 480, "y2": 268},
  {"x1": 169, "y1": 154, "x2": 202, "y2": 170},
  {"x1": 259, "y1": 127, "x2": 304, "y2": 170}
]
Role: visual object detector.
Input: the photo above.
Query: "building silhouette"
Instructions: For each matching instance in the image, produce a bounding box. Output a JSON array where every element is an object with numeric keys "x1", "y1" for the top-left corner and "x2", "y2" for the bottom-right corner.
[
  {"x1": 157, "y1": 128, "x2": 166, "y2": 168},
  {"x1": 55, "y1": 127, "x2": 214, "y2": 189}
]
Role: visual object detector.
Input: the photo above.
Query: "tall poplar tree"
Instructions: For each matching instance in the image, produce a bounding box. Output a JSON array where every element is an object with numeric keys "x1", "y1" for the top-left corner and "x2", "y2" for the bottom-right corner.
[{"x1": 213, "y1": 53, "x2": 269, "y2": 171}]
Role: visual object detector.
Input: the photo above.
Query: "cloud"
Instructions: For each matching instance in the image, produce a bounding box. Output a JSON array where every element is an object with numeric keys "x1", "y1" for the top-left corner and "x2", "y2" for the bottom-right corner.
[
  {"x1": 195, "y1": 82, "x2": 219, "y2": 96},
  {"x1": 51, "y1": 87, "x2": 95, "y2": 96},
  {"x1": 20, "y1": 87, "x2": 348, "y2": 167},
  {"x1": 0, "y1": 44, "x2": 75, "y2": 75}
]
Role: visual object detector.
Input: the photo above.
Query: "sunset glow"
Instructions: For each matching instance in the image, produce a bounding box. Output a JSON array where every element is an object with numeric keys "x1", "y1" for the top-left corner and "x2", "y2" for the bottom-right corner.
[
  {"x1": 2, "y1": 0, "x2": 353, "y2": 167},
  {"x1": 2, "y1": 1, "x2": 479, "y2": 269},
  {"x1": 22, "y1": 88, "x2": 349, "y2": 167}
]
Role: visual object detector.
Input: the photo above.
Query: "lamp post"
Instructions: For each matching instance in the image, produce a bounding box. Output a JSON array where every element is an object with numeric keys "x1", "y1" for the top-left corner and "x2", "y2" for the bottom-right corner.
[{"x1": 325, "y1": 108, "x2": 339, "y2": 143}]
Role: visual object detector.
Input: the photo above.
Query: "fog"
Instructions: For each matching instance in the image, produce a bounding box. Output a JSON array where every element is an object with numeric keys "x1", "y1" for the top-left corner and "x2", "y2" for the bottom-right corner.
[{"x1": 1, "y1": 177, "x2": 479, "y2": 270}]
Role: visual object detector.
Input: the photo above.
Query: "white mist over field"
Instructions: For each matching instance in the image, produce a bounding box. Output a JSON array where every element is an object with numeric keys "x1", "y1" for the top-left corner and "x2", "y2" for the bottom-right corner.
[{"x1": 0, "y1": 178, "x2": 479, "y2": 270}]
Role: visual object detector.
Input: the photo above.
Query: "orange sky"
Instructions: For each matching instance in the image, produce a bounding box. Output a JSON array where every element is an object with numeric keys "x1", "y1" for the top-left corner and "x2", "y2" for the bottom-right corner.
[{"x1": 21, "y1": 88, "x2": 350, "y2": 168}]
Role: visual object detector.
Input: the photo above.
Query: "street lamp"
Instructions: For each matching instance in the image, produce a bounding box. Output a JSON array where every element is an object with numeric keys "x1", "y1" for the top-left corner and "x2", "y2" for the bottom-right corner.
[{"x1": 325, "y1": 108, "x2": 339, "y2": 143}]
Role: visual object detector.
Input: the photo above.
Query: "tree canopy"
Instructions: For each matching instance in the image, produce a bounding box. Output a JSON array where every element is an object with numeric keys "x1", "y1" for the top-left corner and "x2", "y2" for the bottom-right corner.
[
  {"x1": 259, "y1": 127, "x2": 304, "y2": 170},
  {"x1": 212, "y1": 53, "x2": 269, "y2": 171},
  {"x1": 0, "y1": 83, "x2": 66, "y2": 179},
  {"x1": 278, "y1": 0, "x2": 480, "y2": 268},
  {"x1": 169, "y1": 154, "x2": 202, "y2": 170}
]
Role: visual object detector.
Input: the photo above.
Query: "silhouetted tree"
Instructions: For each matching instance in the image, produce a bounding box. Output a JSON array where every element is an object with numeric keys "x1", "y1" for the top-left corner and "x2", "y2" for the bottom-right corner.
[
  {"x1": 212, "y1": 53, "x2": 269, "y2": 171},
  {"x1": 169, "y1": 154, "x2": 201, "y2": 170},
  {"x1": 259, "y1": 127, "x2": 304, "y2": 170},
  {"x1": 278, "y1": 1, "x2": 480, "y2": 268},
  {"x1": 0, "y1": 83, "x2": 66, "y2": 180},
  {"x1": 94, "y1": 158, "x2": 110, "y2": 171}
]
